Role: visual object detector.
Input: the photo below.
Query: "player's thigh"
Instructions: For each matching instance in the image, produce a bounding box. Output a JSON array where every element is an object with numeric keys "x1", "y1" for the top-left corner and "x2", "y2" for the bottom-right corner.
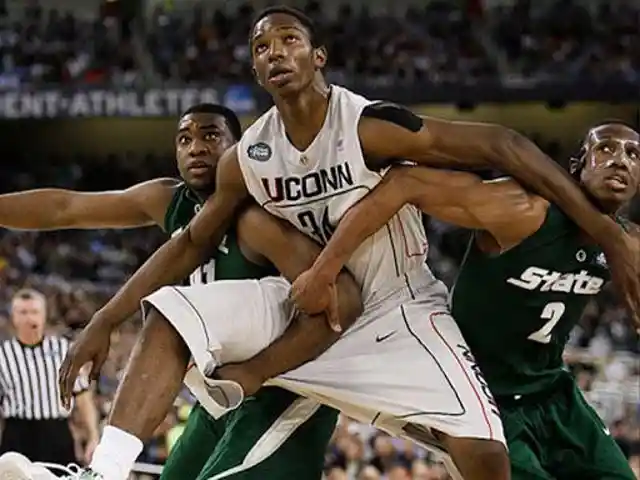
[
  {"x1": 548, "y1": 383, "x2": 635, "y2": 480},
  {"x1": 279, "y1": 299, "x2": 505, "y2": 444},
  {"x1": 508, "y1": 438, "x2": 554, "y2": 480},
  {"x1": 196, "y1": 387, "x2": 337, "y2": 480},
  {"x1": 160, "y1": 403, "x2": 229, "y2": 480},
  {"x1": 500, "y1": 408, "x2": 553, "y2": 480},
  {"x1": 141, "y1": 277, "x2": 292, "y2": 374}
]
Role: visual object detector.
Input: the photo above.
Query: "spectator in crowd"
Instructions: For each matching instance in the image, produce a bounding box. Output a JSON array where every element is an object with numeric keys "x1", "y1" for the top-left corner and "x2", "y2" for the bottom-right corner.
[{"x1": 4, "y1": 0, "x2": 635, "y2": 88}]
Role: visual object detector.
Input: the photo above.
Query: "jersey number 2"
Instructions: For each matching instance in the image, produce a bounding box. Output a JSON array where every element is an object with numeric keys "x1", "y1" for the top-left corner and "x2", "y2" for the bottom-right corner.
[{"x1": 528, "y1": 302, "x2": 565, "y2": 344}]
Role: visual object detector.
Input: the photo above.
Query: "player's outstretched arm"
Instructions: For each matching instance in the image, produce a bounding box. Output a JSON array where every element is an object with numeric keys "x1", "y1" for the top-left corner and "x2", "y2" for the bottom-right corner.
[
  {"x1": 358, "y1": 108, "x2": 640, "y2": 321},
  {"x1": 225, "y1": 205, "x2": 362, "y2": 386},
  {"x1": 358, "y1": 109, "x2": 619, "y2": 244},
  {"x1": 59, "y1": 147, "x2": 249, "y2": 405},
  {"x1": 0, "y1": 178, "x2": 178, "y2": 230},
  {"x1": 401, "y1": 168, "x2": 548, "y2": 251}
]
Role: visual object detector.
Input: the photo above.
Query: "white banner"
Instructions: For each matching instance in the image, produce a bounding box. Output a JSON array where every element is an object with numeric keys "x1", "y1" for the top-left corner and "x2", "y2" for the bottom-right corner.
[{"x1": 0, "y1": 87, "x2": 254, "y2": 119}]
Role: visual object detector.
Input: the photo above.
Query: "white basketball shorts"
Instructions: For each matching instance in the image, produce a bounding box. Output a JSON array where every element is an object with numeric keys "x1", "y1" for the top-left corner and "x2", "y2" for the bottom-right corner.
[{"x1": 141, "y1": 270, "x2": 505, "y2": 444}]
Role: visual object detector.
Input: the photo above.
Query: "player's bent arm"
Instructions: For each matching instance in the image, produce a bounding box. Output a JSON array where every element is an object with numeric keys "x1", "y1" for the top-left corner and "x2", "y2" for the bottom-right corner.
[
  {"x1": 308, "y1": 167, "x2": 419, "y2": 281},
  {"x1": 309, "y1": 166, "x2": 547, "y2": 280},
  {"x1": 0, "y1": 178, "x2": 178, "y2": 230},
  {"x1": 94, "y1": 147, "x2": 249, "y2": 329},
  {"x1": 235, "y1": 205, "x2": 363, "y2": 379},
  {"x1": 358, "y1": 109, "x2": 621, "y2": 247},
  {"x1": 236, "y1": 205, "x2": 363, "y2": 327},
  {"x1": 404, "y1": 167, "x2": 549, "y2": 251}
]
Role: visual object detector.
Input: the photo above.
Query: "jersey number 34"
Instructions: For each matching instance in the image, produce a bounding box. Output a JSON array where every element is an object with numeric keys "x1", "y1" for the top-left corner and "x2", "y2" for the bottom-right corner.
[
  {"x1": 528, "y1": 302, "x2": 566, "y2": 344},
  {"x1": 296, "y1": 207, "x2": 335, "y2": 245}
]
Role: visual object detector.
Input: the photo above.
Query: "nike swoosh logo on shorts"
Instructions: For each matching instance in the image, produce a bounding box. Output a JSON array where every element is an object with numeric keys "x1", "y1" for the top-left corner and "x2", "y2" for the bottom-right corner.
[{"x1": 376, "y1": 331, "x2": 397, "y2": 343}]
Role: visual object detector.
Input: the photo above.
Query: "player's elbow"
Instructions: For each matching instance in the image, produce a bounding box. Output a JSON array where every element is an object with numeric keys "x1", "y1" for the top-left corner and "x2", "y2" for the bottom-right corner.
[
  {"x1": 335, "y1": 270, "x2": 363, "y2": 331},
  {"x1": 473, "y1": 124, "x2": 522, "y2": 169},
  {"x1": 45, "y1": 190, "x2": 80, "y2": 228},
  {"x1": 385, "y1": 167, "x2": 419, "y2": 205},
  {"x1": 493, "y1": 127, "x2": 533, "y2": 166}
]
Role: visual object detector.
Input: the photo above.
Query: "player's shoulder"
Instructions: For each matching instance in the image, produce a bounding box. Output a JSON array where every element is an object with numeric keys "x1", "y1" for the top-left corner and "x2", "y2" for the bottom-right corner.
[
  {"x1": 238, "y1": 106, "x2": 281, "y2": 162},
  {"x1": 332, "y1": 84, "x2": 372, "y2": 107},
  {"x1": 129, "y1": 177, "x2": 182, "y2": 201},
  {"x1": 165, "y1": 180, "x2": 190, "y2": 207},
  {"x1": 242, "y1": 106, "x2": 279, "y2": 140}
]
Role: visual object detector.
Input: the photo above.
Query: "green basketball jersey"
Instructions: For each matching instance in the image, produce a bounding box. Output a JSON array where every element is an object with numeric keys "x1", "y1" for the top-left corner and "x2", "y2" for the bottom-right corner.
[
  {"x1": 163, "y1": 183, "x2": 277, "y2": 283},
  {"x1": 451, "y1": 204, "x2": 611, "y2": 397}
]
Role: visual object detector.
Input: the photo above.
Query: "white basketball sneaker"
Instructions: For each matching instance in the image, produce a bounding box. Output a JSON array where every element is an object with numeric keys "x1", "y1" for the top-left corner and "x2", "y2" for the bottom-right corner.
[{"x1": 0, "y1": 453, "x2": 103, "y2": 479}]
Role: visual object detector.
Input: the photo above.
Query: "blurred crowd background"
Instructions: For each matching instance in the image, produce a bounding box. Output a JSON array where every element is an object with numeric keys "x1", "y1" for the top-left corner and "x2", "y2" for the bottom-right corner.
[
  {"x1": 0, "y1": 0, "x2": 639, "y2": 88},
  {"x1": 0, "y1": 0, "x2": 639, "y2": 479}
]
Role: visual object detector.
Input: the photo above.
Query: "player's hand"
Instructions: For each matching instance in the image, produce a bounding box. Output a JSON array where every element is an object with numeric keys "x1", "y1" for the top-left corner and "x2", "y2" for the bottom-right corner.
[
  {"x1": 290, "y1": 268, "x2": 342, "y2": 332},
  {"x1": 59, "y1": 316, "x2": 113, "y2": 409},
  {"x1": 603, "y1": 230, "x2": 640, "y2": 328},
  {"x1": 214, "y1": 363, "x2": 264, "y2": 398}
]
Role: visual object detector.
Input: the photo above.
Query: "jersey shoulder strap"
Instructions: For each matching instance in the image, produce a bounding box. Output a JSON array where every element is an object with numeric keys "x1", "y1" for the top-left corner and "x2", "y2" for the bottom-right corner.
[{"x1": 163, "y1": 182, "x2": 196, "y2": 233}]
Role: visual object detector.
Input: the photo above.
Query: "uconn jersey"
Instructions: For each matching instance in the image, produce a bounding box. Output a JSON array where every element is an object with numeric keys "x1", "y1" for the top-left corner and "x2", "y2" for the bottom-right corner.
[
  {"x1": 149, "y1": 85, "x2": 505, "y2": 446},
  {"x1": 237, "y1": 85, "x2": 447, "y2": 307}
]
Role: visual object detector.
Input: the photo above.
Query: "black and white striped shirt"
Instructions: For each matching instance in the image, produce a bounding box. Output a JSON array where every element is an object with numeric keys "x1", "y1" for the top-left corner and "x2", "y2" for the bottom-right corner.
[{"x1": 0, "y1": 336, "x2": 90, "y2": 420}]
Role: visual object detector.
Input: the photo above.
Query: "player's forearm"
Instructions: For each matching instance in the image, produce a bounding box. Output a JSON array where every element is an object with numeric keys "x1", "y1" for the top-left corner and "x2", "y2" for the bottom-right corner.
[
  {"x1": 246, "y1": 314, "x2": 340, "y2": 381},
  {"x1": 492, "y1": 131, "x2": 619, "y2": 244},
  {"x1": 96, "y1": 233, "x2": 209, "y2": 328},
  {"x1": 313, "y1": 187, "x2": 404, "y2": 280},
  {"x1": 0, "y1": 189, "x2": 73, "y2": 229},
  {"x1": 241, "y1": 273, "x2": 362, "y2": 380}
]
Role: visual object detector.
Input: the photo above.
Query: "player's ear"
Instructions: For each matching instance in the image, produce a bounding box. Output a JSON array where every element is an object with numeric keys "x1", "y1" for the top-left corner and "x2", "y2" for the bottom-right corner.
[
  {"x1": 314, "y1": 46, "x2": 327, "y2": 70},
  {"x1": 568, "y1": 157, "x2": 578, "y2": 175},
  {"x1": 568, "y1": 145, "x2": 586, "y2": 179}
]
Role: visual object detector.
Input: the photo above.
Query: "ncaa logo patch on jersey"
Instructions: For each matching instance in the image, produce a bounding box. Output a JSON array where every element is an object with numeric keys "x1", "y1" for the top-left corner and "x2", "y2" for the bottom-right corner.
[
  {"x1": 247, "y1": 142, "x2": 272, "y2": 162},
  {"x1": 595, "y1": 252, "x2": 608, "y2": 268}
]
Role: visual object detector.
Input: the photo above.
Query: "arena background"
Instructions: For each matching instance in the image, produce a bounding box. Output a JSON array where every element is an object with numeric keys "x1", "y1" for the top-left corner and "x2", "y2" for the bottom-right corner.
[{"x1": 0, "y1": 0, "x2": 638, "y2": 478}]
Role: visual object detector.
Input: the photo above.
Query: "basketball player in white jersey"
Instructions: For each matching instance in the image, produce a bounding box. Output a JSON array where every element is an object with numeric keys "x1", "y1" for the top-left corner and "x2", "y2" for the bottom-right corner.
[{"x1": 55, "y1": 5, "x2": 640, "y2": 480}]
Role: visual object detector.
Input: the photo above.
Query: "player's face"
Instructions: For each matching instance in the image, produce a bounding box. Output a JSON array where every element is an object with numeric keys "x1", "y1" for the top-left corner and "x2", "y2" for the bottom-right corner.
[
  {"x1": 579, "y1": 124, "x2": 640, "y2": 210},
  {"x1": 11, "y1": 298, "x2": 46, "y2": 338},
  {"x1": 251, "y1": 13, "x2": 326, "y2": 97},
  {"x1": 176, "y1": 113, "x2": 235, "y2": 193}
]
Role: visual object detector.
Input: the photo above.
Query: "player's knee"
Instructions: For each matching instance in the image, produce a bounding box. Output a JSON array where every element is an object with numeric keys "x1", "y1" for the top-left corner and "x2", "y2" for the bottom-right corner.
[
  {"x1": 471, "y1": 438, "x2": 509, "y2": 465},
  {"x1": 442, "y1": 435, "x2": 510, "y2": 480}
]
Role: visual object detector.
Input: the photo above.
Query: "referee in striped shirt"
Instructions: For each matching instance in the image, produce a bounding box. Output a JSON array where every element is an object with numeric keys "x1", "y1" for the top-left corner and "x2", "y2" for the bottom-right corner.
[{"x1": 0, "y1": 289, "x2": 99, "y2": 465}]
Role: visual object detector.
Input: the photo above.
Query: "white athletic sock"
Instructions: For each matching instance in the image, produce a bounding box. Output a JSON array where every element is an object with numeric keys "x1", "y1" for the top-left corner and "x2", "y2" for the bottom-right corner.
[{"x1": 89, "y1": 425, "x2": 143, "y2": 480}]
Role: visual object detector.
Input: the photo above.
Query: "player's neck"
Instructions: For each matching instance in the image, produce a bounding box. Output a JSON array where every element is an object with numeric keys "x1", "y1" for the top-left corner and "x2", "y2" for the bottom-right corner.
[
  {"x1": 274, "y1": 79, "x2": 330, "y2": 151},
  {"x1": 580, "y1": 185, "x2": 622, "y2": 216},
  {"x1": 193, "y1": 186, "x2": 214, "y2": 202}
]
